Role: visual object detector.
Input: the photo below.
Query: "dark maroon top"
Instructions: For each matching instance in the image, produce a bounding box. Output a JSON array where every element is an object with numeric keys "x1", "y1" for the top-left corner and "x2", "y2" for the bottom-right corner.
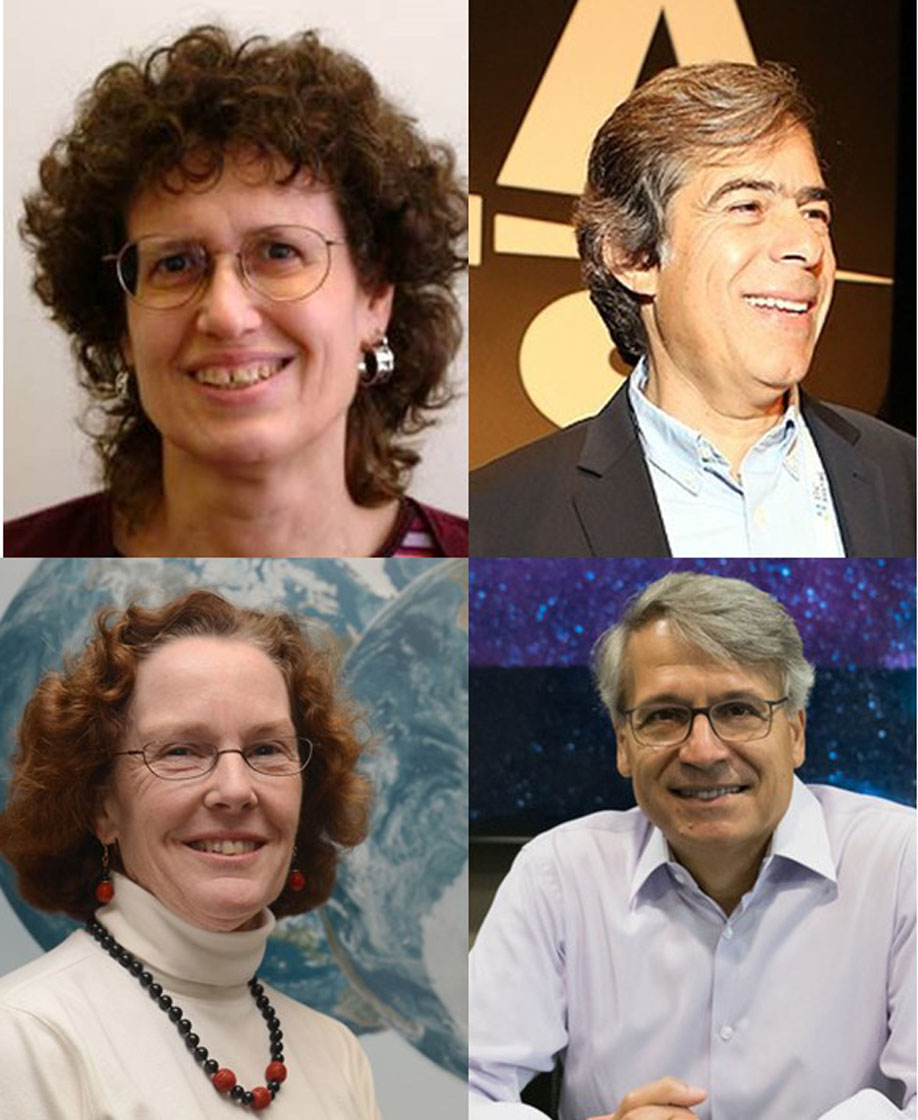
[{"x1": 4, "y1": 491, "x2": 468, "y2": 558}]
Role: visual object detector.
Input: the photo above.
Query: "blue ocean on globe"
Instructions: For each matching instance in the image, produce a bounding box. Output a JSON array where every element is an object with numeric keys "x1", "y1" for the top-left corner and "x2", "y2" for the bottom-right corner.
[{"x1": 0, "y1": 558, "x2": 468, "y2": 1079}]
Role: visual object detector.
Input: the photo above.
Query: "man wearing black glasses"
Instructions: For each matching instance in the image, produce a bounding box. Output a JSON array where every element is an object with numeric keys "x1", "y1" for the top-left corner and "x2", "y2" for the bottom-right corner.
[{"x1": 469, "y1": 572, "x2": 914, "y2": 1120}]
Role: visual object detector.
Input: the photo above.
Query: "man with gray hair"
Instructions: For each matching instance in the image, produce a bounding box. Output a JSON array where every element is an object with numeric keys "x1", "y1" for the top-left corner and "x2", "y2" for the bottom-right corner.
[
  {"x1": 469, "y1": 572, "x2": 914, "y2": 1119},
  {"x1": 470, "y1": 63, "x2": 915, "y2": 558}
]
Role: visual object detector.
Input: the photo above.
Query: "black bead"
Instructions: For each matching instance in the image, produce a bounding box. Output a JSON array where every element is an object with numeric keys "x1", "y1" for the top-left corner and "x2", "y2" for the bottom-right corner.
[
  {"x1": 178, "y1": 1019, "x2": 192, "y2": 1035},
  {"x1": 243, "y1": 1091, "x2": 254, "y2": 1105},
  {"x1": 185, "y1": 1033, "x2": 199, "y2": 1049},
  {"x1": 204, "y1": 1059, "x2": 219, "y2": 1076},
  {"x1": 271, "y1": 1044, "x2": 284, "y2": 1059},
  {"x1": 100, "y1": 935, "x2": 113, "y2": 949},
  {"x1": 108, "y1": 945, "x2": 121, "y2": 959},
  {"x1": 266, "y1": 1017, "x2": 280, "y2": 1031},
  {"x1": 267, "y1": 1081, "x2": 280, "y2": 1092},
  {"x1": 270, "y1": 1087, "x2": 277, "y2": 1100},
  {"x1": 256, "y1": 994, "x2": 269, "y2": 1009},
  {"x1": 194, "y1": 1046, "x2": 208, "y2": 1063},
  {"x1": 270, "y1": 1029, "x2": 283, "y2": 1043},
  {"x1": 158, "y1": 994, "x2": 173, "y2": 1011},
  {"x1": 129, "y1": 960, "x2": 143, "y2": 976},
  {"x1": 230, "y1": 1085, "x2": 245, "y2": 1101},
  {"x1": 119, "y1": 949, "x2": 133, "y2": 966},
  {"x1": 149, "y1": 983, "x2": 163, "y2": 999},
  {"x1": 167, "y1": 1006, "x2": 182, "y2": 1022},
  {"x1": 139, "y1": 971, "x2": 152, "y2": 987},
  {"x1": 250, "y1": 981, "x2": 263, "y2": 996}
]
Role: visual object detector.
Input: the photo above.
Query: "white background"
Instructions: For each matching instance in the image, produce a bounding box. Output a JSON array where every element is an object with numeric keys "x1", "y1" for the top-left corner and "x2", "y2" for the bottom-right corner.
[
  {"x1": 4, "y1": 0, "x2": 468, "y2": 524},
  {"x1": 0, "y1": 559, "x2": 466, "y2": 1115}
]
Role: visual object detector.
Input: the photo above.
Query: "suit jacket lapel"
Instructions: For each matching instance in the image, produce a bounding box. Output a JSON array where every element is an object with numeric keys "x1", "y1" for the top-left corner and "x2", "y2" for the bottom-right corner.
[
  {"x1": 571, "y1": 387, "x2": 671, "y2": 557},
  {"x1": 802, "y1": 393, "x2": 891, "y2": 556}
]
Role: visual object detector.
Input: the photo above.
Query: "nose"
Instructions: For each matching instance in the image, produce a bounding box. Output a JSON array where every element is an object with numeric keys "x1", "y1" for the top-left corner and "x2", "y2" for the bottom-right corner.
[
  {"x1": 676, "y1": 711, "x2": 733, "y2": 769},
  {"x1": 194, "y1": 255, "x2": 263, "y2": 337},
  {"x1": 202, "y1": 750, "x2": 258, "y2": 808},
  {"x1": 769, "y1": 206, "x2": 831, "y2": 272}
]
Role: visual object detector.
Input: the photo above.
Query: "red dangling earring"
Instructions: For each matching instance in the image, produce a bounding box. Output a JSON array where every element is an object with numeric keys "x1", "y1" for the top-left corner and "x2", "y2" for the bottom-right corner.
[
  {"x1": 287, "y1": 848, "x2": 305, "y2": 893},
  {"x1": 95, "y1": 844, "x2": 114, "y2": 905}
]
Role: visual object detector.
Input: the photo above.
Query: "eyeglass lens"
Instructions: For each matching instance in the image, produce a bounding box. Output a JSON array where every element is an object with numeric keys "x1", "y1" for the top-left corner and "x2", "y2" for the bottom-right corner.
[
  {"x1": 630, "y1": 698, "x2": 775, "y2": 747},
  {"x1": 117, "y1": 225, "x2": 333, "y2": 308},
  {"x1": 144, "y1": 739, "x2": 305, "y2": 778}
]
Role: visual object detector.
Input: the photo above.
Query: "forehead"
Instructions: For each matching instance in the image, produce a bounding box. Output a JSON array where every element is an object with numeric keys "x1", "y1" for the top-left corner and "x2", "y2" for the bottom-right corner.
[
  {"x1": 130, "y1": 636, "x2": 291, "y2": 724},
  {"x1": 673, "y1": 126, "x2": 825, "y2": 208},
  {"x1": 126, "y1": 153, "x2": 341, "y2": 240},
  {"x1": 623, "y1": 620, "x2": 780, "y2": 701}
]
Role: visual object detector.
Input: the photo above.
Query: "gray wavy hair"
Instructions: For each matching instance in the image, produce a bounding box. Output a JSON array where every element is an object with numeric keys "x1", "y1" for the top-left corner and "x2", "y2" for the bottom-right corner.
[{"x1": 593, "y1": 571, "x2": 815, "y2": 720}]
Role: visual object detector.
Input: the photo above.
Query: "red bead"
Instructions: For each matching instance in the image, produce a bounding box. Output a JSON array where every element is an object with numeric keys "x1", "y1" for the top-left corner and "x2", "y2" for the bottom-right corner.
[
  {"x1": 95, "y1": 880, "x2": 114, "y2": 904},
  {"x1": 265, "y1": 1061, "x2": 287, "y2": 1083},
  {"x1": 251, "y1": 1087, "x2": 272, "y2": 1110},
  {"x1": 287, "y1": 869, "x2": 305, "y2": 892},
  {"x1": 212, "y1": 1068, "x2": 237, "y2": 1094}
]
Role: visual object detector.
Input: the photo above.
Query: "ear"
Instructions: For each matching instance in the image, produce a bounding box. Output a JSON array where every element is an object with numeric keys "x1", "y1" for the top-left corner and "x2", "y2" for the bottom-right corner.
[
  {"x1": 120, "y1": 333, "x2": 134, "y2": 371},
  {"x1": 788, "y1": 707, "x2": 806, "y2": 768},
  {"x1": 602, "y1": 241, "x2": 660, "y2": 299},
  {"x1": 614, "y1": 719, "x2": 634, "y2": 779},
  {"x1": 94, "y1": 794, "x2": 120, "y2": 847},
  {"x1": 361, "y1": 282, "x2": 394, "y2": 342}
]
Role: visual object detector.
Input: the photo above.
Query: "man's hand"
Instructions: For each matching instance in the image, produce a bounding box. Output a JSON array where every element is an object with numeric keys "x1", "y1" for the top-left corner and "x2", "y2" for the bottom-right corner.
[{"x1": 588, "y1": 1076, "x2": 708, "y2": 1120}]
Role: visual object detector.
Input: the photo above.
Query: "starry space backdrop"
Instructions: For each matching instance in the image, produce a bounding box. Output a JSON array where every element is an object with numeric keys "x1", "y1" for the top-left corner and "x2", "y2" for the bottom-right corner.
[{"x1": 470, "y1": 559, "x2": 915, "y2": 837}]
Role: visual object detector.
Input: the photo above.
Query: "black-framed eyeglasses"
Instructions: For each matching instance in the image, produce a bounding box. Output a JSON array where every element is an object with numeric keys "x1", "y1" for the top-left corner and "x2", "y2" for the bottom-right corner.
[
  {"x1": 102, "y1": 225, "x2": 345, "y2": 310},
  {"x1": 114, "y1": 736, "x2": 314, "y2": 780},
  {"x1": 620, "y1": 696, "x2": 789, "y2": 750}
]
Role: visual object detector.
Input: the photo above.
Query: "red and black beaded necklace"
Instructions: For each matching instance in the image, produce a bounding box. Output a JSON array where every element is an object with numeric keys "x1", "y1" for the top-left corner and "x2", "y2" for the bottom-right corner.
[{"x1": 86, "y1": 916, "x2": 288, "y2": 1111}]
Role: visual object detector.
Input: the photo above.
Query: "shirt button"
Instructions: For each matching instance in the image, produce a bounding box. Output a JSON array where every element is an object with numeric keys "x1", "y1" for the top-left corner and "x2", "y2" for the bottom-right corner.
[
  {"x1": 720, "y1": 1026, "x2": 735, "y2": 1042},
  {"x1": 722, "y1": 926, "x2": 734, "y2": 941}
]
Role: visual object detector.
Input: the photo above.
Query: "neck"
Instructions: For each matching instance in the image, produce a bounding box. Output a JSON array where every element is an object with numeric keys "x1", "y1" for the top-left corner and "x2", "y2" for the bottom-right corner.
[
  {"x1": 643, "y1": 360, "x2": 788, "y2": 475},
  {"x1": 116, "y1": 446, "x2": 399, "y2": 557},
  {"x1": 672, "y1": 839, "x2": 769, "y2": 917}
]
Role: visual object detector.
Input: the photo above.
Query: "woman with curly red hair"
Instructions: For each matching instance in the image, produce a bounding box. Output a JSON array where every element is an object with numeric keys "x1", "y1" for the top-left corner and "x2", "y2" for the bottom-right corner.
[
  {"x1": 5, "y1": 25, "x2": 467, "y2": 558},
  {"x1": 0, "y1": 589, "x2": 378, "y2": 1116}
]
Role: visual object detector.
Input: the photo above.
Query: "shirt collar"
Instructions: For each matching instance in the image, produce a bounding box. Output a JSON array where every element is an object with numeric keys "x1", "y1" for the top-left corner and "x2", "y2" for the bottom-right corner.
[
  {"x1": 630, "y1": 775, "x2": 837, "y2": 905},
  {"x1": 627, "y1": 359, "x2": 802, "y2": 491}
]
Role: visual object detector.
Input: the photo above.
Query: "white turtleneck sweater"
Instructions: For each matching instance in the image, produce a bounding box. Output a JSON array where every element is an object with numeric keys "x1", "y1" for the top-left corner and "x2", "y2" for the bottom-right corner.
[{"x1": 0, "y1": 874, "x2": 381, "y2": 1118}]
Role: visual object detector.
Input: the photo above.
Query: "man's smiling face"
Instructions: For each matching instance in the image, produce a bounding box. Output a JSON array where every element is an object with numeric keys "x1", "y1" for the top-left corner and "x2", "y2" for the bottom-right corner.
[
  {"x1": 615, "y1": 619, "x2": 806, "y2": 879},
  {"x1": 634, "y1": 126, "x2": 835, "y2": 414}
]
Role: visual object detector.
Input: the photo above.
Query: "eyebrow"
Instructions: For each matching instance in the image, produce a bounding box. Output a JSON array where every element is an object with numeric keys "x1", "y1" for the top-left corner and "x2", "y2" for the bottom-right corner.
[
  {"x1": 630, "y1": 688, "x2": 767, "y2": 708},
  {"x1": 704, "y1": 178, "x2": 833, "y2": 209},
  {"x1": 138, "y1": 719, "x2": 296, "y2": 742}
]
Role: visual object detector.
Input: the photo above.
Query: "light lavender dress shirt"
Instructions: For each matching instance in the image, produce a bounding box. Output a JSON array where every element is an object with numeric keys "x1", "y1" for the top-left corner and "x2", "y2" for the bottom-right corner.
[{"x1": 469, "y1": 779, "x2": 915, "y2": 1120}]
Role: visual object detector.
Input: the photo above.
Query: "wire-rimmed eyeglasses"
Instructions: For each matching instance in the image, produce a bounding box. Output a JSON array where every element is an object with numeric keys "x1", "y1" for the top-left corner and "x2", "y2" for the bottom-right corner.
[
  {"x1": 114, "y1": 736, "x2": 314, "y2": 780},
  {"x1": 620, "y1": 696, "x2": 789, "y2": 750},
  {"x1": 102, "y1": 225, "x2": 345, "y2": 310}
]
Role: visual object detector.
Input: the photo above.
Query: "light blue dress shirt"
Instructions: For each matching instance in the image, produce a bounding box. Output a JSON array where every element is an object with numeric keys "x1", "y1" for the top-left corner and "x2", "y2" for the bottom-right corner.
[
  {"x1": 469, "y1": 779, "x2": 915, "y2": 1120},
  {"x1": 628, "y1": 364, "x2": 846, "y2": 557}
]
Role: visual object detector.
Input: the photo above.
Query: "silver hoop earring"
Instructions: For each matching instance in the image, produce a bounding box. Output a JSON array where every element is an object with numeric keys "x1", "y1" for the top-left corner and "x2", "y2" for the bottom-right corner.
[{"x1": 358, "y1": 336, "x2": 395, "y2": 387}]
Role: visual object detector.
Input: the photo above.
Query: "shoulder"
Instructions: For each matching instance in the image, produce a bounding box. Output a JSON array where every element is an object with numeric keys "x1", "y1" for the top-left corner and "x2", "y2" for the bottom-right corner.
[
  {"x1": 809, "y1": 784, "x2": 915, "y2": 866},
  {"x1": 472, "y1": 422, "x2": 593, "y2": 497},
  {"x1": 4, "y1": 492, "x2": 115, "y2": 558},
  {"x1": 0, "y1": 930, "x2": 96, "y2": 1008},
  {"x1": 410, "y1": 500, "x2": 468, "y2": 557},
  {"x1": 804, "y1": 397, "x2": 916, "y2": 459},
  {"x1": 515, "y1": 808, "x2": 648, "y2": 883}
]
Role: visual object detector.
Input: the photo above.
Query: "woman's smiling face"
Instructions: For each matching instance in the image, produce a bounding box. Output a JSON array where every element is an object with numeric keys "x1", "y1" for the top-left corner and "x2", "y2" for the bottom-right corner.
[
  {"x1": 96, "y1": 635, "x2": 304, "y2": 932},
  {"x1": 121, "y1": 155, "x2": 393, "y2": 479}
]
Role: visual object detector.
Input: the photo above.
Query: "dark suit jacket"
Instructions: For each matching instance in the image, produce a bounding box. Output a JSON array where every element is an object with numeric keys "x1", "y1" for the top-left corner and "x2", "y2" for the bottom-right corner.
[{"x1": 470, "y1": 387, "x2": 916, "y2": 557}]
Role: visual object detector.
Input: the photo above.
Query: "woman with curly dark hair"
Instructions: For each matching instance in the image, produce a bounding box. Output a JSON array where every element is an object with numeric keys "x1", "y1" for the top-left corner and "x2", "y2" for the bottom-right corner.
[
  {"x1": 5, "y1": 25, "x2": 467, "y2": 558},
  {"x1": 0, "y1": 589, "x2": 378, "y2": 1115}
]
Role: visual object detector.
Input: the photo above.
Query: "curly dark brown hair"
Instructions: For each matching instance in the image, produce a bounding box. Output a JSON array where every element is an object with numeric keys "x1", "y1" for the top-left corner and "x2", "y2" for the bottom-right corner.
[
  {"x1": 22, "y1": 25, "x2": 466, "y2": 528},
  {"x1": 0, "y1": 589, "x2": 371, "y2": 922}
]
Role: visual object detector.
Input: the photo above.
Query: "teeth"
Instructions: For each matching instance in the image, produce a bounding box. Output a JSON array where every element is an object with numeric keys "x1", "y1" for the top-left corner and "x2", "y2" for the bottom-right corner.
[
  {"x1": 193, "y1": 361, "x2": 284, "y2": 388},
  {"x1": 678, "y1": 786, "x2": 744, "y2": 801},
  {"x1": 744, "y1": 295, "x2": 809, "y2": 314},
  {"x1": 191, "y1": 839, "x2": 260, "y2": 855}
]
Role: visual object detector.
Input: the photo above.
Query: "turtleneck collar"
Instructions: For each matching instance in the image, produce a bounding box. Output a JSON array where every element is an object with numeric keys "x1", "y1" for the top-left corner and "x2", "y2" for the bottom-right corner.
[{"x1": 95, "y1": 872, "x2": 275, "y2": 989}]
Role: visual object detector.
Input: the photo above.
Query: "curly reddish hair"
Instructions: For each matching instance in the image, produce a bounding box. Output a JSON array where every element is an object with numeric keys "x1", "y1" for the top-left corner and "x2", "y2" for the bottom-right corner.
[
  {"x1": 22, "y1": 25, "x2": 466, "y2": 529},
  {"x1": 0, "y1": 589, "x2": 371, "y2": 922}
]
